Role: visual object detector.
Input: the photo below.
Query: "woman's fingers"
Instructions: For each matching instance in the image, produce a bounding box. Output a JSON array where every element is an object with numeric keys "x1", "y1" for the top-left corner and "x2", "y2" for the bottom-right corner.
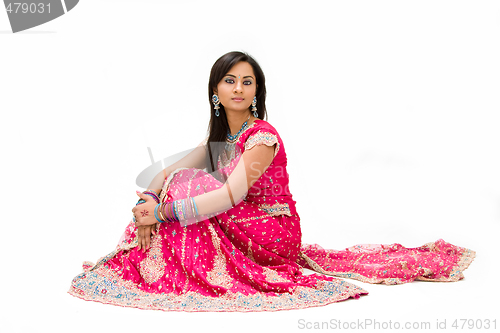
[
  {"x1": 136, "y1": 225, "x2": 155, "y2": 252},
  {"x1": 143, "y1": 227, "x2": 149, "y2": 251},
  {"x1": 145, "y1": 227, "x2": 151, "y2": 249},
  {"x1": 137, "y1": 227, "x2": 142, "y2": 249},
  {"x1": 137, "y1": 226, "x2": 145, "y2": 251},
  {"x1": 145, "y1": 225, "x2": 156, "y2": 249},
  {"x1": 140, "y1": 227, "x2": 146, "y2": 250}
]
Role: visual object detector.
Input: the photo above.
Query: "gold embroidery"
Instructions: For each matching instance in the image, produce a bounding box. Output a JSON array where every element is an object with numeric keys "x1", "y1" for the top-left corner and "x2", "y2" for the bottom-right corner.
[
  {"x1": 258, "y1": 202, "x2": 292, "y2": 217},
  {"x1": 233, "y1": 214, "x2": 270, "y2": 224},
  {"x1": 299, "y1": 248, "x2": 476, "y2": 285},
  {"x1": 247, "y1": 239, "x2": 256, "y2": 263},
  {"x1": 262, "y1": 267, "x2": 291, "y2": 283},
  {"x1": 69, "y1": 263, "x2": 368, "y2": 312},
  {"x1": 244, "y1": 130, "x2": 280, "y2": 157},
  {"x1": 217, "y1": 121, "x2": 259, "y2": 169},
  {"x1": 139, "y1": 234, "x2": 166, "y2": 284},
  {"x1": 219, "y1": 148, "x2": 240, "y2": 169},
  {"x1": 205, "y1": 223, "x2": 234, "y2": 290},
  {"x1": 180, "y1": 225, "x2": 189, "y2": 293}
]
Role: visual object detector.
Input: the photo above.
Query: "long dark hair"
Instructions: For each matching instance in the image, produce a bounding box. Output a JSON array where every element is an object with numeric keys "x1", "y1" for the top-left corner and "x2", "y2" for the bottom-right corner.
[{"x1": 205, "y1": 51, "x2": 267, "y2": 173}]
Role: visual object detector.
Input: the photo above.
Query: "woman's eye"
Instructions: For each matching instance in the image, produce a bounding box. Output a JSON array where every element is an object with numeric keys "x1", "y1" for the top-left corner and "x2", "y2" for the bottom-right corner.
[{"x1": 224, "y1": 78, "x2": 253, "y2": 85}]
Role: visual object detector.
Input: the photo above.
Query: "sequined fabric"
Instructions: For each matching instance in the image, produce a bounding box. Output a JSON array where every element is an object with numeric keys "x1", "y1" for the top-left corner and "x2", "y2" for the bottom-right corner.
[
  {"x1": 68, "y1": 119, "x2": 475, "y2": 311},
  {"x1": 298, "y1": 241, "x2": 475, "y2": 285},
  {"x1": 69, "y1": 166, "x2": 367, "y2": 312}
]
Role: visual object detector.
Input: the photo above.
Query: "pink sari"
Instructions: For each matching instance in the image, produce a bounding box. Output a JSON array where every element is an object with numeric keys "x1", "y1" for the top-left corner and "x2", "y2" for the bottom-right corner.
[{"x1": 68, "y1": 119, "x2": 475, "y2": 312}]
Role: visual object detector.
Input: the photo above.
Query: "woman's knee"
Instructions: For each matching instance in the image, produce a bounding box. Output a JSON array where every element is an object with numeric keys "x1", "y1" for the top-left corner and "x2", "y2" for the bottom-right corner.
[{"x1": 163, "y1": 168, "x2": 223, "y2": 201}]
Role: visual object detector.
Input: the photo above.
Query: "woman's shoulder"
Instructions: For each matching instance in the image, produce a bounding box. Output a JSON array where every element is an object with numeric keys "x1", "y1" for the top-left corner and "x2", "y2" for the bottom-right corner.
[
  {"x1": 244, "y1": 119, "x2": 280, "y2": 138},
  {"x1": 241, "y1": 119, "x2": 282, "y2": 156}
]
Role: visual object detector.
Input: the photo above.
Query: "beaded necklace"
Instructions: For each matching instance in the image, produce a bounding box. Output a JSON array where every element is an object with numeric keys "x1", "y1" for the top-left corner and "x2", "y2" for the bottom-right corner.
[
  {"x1": 225, "y1": 114, "x2": 251, "y2": 160},
  {"x1": 227, "y1": 114, "x2": 251, "y2": 142}
]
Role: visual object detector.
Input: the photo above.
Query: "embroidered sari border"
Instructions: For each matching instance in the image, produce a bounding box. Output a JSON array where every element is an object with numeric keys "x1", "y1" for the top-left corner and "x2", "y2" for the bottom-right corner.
[
  {"x1": 258, "y1": 202, "x2": 292, "y2": 217},
  {"x1": 68, "y1": 266, "x2": 367, "y2": 312},
  {"x1": 299, "y1": 240, "x2": 477, "y2": 285},
  {"x1": 244, "y1": 130, "x2": 280, "y2": 157}
]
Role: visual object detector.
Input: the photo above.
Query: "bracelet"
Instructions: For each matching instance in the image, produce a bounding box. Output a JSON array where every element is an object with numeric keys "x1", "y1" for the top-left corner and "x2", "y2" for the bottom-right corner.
[
  {"x1": 185, "y1": 198, "x2": 192, "y2": 221},
  {"x1": 181, "y1": 199, "x2": 186, "y2": 219},
  {"x1": 158, "y1": 198, "x2": 200, "y2": 223},
  {"x1": 143, "y1": 191, "x2": 160, "y2": 204},
  {"x1": 189, "y1": 197, "x2": 197, "y2": 222},
  {"x1": 173, "y1": 202, "x2": 179, "y2": 220},
  {"x1": 175, "y1": 200, "x2": 183, "y2": 221},
  {"x1": 162, "y1": 202, "x2": 169, "y2": 222},
  {"x1": 144, "y1": 190, "x2": 159, "y2": 196},
  {"x1": 192, "y1": 197, "x2": 199, "y2": 215},
  {"x1": 154, "y1": 204, "x2": 165, "y2": 223},
  {"x1": 171, "y1": 202, "x2": 178, "y2": 221},
  {"x1": 158, "y1": 203, "x2": 167, "y2": 222},
  {"x1": 161, "y1": 201, "x2": 178, "y2": 222},
  {"x1": 159, "y1": 202, "x2": 168, "y2": 222}
]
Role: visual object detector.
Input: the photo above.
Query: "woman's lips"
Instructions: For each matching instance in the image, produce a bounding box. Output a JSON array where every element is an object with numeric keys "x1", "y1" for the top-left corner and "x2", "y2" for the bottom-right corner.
[{"x1": 232, "y1": 98, "x2": 244, "y2": 102}]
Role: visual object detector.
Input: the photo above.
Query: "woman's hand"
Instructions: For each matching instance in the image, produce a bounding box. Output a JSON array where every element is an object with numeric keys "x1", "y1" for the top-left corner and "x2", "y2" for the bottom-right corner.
[
  {"x1": 132, "y1": 191, "x2": 160, "y2": 227},
  {"x1": 137, "y1": 224, "x2": 158, "y2": 252},
  {"x1": 132, "y1": 191, "x2": 162, "y2": 252}
]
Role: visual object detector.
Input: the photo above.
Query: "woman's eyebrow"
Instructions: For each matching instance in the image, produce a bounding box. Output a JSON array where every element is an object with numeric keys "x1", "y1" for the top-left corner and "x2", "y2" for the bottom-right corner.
[{"x1": 226, "y1": 74, "x2": 255, "y2": 79}]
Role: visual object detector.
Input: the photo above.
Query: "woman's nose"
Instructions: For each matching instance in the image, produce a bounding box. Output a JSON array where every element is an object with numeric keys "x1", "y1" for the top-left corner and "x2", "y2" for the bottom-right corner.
[{"x1": 234, "y1": 80, "x2": 243, "y2": 92}]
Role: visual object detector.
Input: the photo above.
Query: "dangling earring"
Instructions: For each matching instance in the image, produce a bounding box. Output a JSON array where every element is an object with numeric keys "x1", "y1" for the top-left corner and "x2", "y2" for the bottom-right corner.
[
  {"x1": 212, "y1": 94, "x2": 220, "y2": 117},
  {"x1": 252, "y1": 96, "x2": 258, "y2": 117}
]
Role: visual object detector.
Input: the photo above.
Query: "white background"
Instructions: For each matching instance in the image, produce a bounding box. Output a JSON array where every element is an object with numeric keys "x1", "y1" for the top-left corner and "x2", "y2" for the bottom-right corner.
[{"x1": 1, "y1": 1, "x2": 499, "y2": 332}]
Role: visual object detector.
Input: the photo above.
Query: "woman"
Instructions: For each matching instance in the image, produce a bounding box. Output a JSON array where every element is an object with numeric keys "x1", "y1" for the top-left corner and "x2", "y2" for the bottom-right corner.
[{"x1": 68, "y1": 51, "x2": 475, "y2": 312}]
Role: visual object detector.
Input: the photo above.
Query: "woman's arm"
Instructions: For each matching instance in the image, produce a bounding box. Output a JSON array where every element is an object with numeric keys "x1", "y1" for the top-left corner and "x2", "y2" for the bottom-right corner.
[
  {"x1": 134, "y1": 139, "x2": 208, "y2": 251},
  {"x1": 147, "y1": 139, "x2": 208, "y2": 194},
  {"x1": 193, "y1": 143, "x2": 276, "y2": 217},
  {"x1": 133, "y1": 142, "x2": 275, "y2": 232}
]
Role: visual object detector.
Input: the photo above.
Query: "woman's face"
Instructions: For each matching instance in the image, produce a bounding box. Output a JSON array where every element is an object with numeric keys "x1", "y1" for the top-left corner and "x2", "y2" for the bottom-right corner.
[{"x1": 215, "y1": 61, "x2": 257, "y2": 114}]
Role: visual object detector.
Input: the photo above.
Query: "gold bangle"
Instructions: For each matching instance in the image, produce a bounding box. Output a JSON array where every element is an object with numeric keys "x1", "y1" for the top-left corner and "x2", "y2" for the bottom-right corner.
[{"x1": 158, "y1": 203, "x2": 166, "y2": 222}]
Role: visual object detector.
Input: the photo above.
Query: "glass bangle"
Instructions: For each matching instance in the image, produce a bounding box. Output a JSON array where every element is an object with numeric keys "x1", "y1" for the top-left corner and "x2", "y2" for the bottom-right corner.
[
  {"x1": 181, "y1": 199, "x2": 186, "y2": 220},
  {"x1": 154, "y1": 204, "x2": 164, "y2": 223},
  {"x1": 173, "y1": 201, "x2": 179, "y2": 221},
  {"x1": 170, "y1": 202, "x2": 178, "y2": 222},
  {"x1": 144, "y1": 192, "x2": 160, "y2": 204},
  {"x1": 158, "y1": 203, "x2": 166, "y2": 222},
  {"x1": 189, "y1": 198, "x2": 197, "y2": 221},
  {"x1": 176, "y1": 200, "x2": 183, "y2": 221},
  {"x1": 192, "y1": 197, "x2": 199, "y2": 215},
  {"x1": 185, "y1": 198, "x2": 192, "y2": 219}
]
